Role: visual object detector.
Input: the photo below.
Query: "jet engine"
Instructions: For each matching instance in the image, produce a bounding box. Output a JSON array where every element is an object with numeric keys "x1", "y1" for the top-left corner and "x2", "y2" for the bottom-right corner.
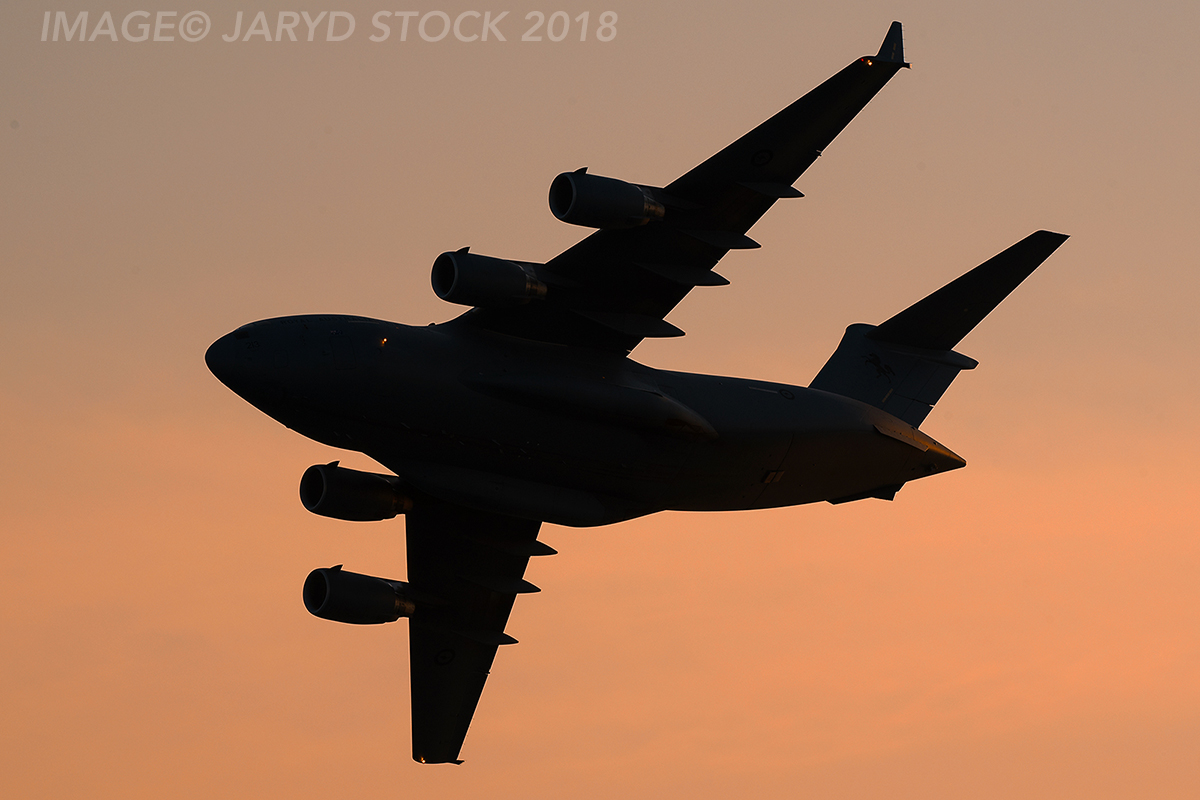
[
  {"x1": 299, "y1": 462, "x2": 412, "y2": 521},
  {"x1": 303, "y1": 565, "x2": 415, "y2": 624},
  {"x1": 431, "y1": 250, "x2": 547, "y2": 307},
  {"x1": 548, "y1": 168, "x2": 665, "y2": 229}
]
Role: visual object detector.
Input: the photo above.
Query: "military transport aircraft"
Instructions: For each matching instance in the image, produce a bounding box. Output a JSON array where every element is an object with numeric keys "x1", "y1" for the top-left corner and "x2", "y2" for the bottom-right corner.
[{"x1": 206, "y1": 21, "x2": 1067, "y2": 763}]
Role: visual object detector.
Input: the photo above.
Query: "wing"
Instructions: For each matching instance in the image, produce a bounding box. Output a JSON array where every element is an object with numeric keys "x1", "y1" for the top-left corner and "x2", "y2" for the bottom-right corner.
[
  {"x1": 456, "y1": 22, "x2": 909, "y2": 353},
  {"x1": 405, "y1": 496, "x2": 553, "y2": 763}
]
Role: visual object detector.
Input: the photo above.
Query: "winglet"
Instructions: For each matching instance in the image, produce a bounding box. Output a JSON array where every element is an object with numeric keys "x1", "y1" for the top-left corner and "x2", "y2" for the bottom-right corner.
[{"x1": 875, "y1": 21, "x2": 908, "y2": 67}]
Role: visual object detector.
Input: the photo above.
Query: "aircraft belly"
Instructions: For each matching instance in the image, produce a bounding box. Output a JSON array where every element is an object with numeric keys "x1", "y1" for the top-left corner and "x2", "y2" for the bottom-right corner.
[
  {"x1": 359, "y1": 408, "x2": 676, "y2": 526},
  {"x1": 656, "y1": 375, "x2": 935, "y2": 510},
  {"x1": 326, "y1": 336, "x2": 687, "y2": 524},
  {"x1": 770, "y1": 430, "x2": 914, "y2": 505}
]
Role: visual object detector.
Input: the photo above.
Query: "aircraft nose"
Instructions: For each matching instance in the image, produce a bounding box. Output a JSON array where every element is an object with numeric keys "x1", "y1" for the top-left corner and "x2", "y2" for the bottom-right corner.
[
  {"x1": 205, "y1": 331, "x2": 238, "y2": 386},
  {"x1": 205, "y1": 328, "x2": 265, "y2": 397}
]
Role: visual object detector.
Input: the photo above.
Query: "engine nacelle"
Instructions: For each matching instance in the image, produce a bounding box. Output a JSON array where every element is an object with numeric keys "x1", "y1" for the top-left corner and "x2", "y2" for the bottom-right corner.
[
  {"x1": 431, "y1": 250, "x2": 547, "y2": 308},
  {"x1": 548, "y1": 169, "x2": 665, "y2": 229},
  {"x1": 299, "y1": 462, "x2": 411, "y2": 522},
  {"x1": 303, "y1": 566, "x2": 415, "y2": 624}
]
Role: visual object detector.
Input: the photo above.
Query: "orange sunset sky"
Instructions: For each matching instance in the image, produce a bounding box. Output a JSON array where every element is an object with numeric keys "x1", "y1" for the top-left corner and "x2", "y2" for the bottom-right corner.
[{"x1": 3, "y1": 1, "x2": 1199, "y2": 797}]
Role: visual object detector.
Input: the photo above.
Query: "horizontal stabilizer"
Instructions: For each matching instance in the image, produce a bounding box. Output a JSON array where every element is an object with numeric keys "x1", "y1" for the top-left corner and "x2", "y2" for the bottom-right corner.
[
  {"x1": 810, "y1": 231, "x2": 1068, "y2": 427},
  {"x1": 872, "y1": 230, "x2": 1069, "y2": 351}
]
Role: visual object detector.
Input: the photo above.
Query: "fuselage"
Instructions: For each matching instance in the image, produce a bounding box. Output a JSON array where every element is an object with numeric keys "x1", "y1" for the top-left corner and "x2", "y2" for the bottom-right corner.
[{"x1": 206, "y1": 313, "x2": 965, "y2": 526}]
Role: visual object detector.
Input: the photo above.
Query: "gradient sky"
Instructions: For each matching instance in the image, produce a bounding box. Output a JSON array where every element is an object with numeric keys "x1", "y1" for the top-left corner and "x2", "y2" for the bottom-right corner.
[{"x1": 3, "y1": 0, "x2": 1199, "y2": 797}]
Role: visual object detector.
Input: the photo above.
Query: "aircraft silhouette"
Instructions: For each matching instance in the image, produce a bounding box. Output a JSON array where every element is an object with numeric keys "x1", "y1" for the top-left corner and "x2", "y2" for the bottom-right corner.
[{"x1": 206, "y1": 22, "x2": 1067, "y2": 763}]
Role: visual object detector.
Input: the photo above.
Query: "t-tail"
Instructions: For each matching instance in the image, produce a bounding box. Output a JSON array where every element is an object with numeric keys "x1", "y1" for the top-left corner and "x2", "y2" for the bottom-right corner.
[{"x1": 809, "y1": 231, "x2": 1069, "y2": 427}]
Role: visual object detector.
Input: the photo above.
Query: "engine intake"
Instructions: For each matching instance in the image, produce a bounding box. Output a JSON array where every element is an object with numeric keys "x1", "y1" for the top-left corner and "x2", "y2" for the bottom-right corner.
[
  {"x1": 303, "y1": 566, "x2": 415, "y2": 625},
  {"x1": 299, "y1": 462, "x2": 411, "y2": 521},
  {"x1": 431, "y1": 250, "x2": 547, "y2": 308},
  {"x1": 548, "y1": 169, "x2": 665, "y2": 229}
]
